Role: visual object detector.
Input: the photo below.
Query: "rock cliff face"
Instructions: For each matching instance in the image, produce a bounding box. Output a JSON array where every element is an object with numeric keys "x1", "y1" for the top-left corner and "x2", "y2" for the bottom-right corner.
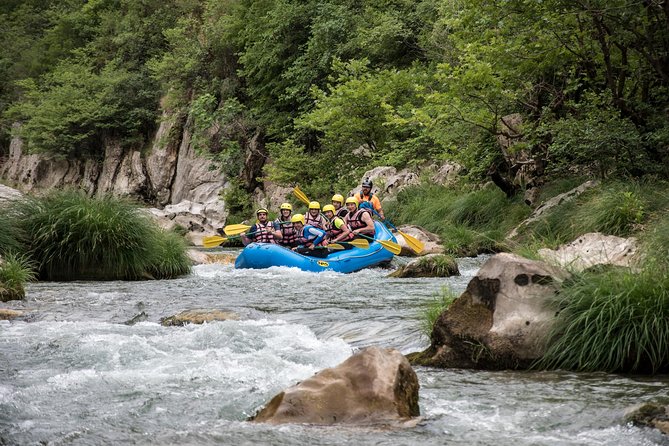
[{"x1": 0, "y1": 113, "x2": 229, "y2": 223}]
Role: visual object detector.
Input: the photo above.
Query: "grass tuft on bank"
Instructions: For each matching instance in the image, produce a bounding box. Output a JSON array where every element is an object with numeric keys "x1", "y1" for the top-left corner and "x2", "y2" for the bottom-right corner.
[
  {"x1": 0, "y1": 254, "x2": 35, "y2": 301},
  {"x1": 419, "y1": 287, "x2": 459, "y2": 338},
  {"x1": 10, "y1": 190, "x2": 190, "y2": 281}
]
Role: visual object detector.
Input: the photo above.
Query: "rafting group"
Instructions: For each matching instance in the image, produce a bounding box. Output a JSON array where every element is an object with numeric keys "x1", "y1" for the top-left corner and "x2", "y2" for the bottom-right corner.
[{"x1": 240, "y1": 179, "x2": 384, "y2": 258}]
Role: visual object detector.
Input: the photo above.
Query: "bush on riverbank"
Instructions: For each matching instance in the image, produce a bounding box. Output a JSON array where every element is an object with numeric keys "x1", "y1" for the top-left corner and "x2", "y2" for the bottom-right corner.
[
  {"x1": 385, "y1": 183, "x2": 530, "y2": 256},
  {"x1": 0, "y1": 207, "x2": 23, "y2": 256},
  {"x1": 9, "y1": 190, "x2": 191, "y2": 280},
  {"x1": 0, "y1": 254, "x2": 35, "y2": 301}
]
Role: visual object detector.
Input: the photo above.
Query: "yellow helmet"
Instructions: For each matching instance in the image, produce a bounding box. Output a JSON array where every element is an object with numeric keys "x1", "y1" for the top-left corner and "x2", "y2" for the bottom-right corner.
[
  {"x1": 322, "y1": 204, "x2": 336, "y2": 213},
  {"x1": 331, "y1": 194, "x2": 344, "y2": 204},
  {"x1": 291, "y1": 213, "x2": 305, "y2": 225},
  {"x1": 308, "y1": 201, "x2": 321, "y2": 210},
  {"x1": 279, "y1": 202, "x2": 292, "y2": 211},
  {"x1": 345, "y1": 197, "x2": 358, "y2": 206},
  {"x1": 256, "y1": 208, "x2": 269, "y2": 215}
]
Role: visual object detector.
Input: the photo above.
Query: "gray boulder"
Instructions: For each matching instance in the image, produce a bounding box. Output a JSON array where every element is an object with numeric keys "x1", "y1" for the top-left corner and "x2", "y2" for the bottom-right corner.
[
  {"x1": 389, "y1": 254, "x2": 459, "y2": 278},
  {"x1": 161, "y1": 309, "x2": 240, "y2": 326},
  {"x1": 409, "y1": 253, "x2": 569, "y2": 369},
  {"x1": 251, "y1": 346, "x2": 420, "y2": 426},
  {"x1": 395, "y1": 225, "x2": 444, "y2": 256},
  {"x1": 538, "y1": 232, "x2": 639, "y2": 272}
]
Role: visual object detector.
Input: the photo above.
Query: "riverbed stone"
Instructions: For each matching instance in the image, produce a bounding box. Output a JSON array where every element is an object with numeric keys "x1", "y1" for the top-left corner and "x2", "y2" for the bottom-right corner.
[
  {"x1": 251, "y1": 346, "x2": 420, "y2": 426},
  {"x1": 161, "y1": 309, "x2": 240, "y2": 326},
  {"x1": 624, "y1": 403, "x2": 669, "y2": 435},
  {"x1": 409, "y1": 253, "x2": 569, "y2": 369},
  {"x1": 389, "y1": 254, "x2": 459, "y2": 278},
  {"x1": 537, "y1": 232, "x2": 639, "y2": 272},
  {"x1": 0, "y1": 308, "x2": 23, "y2": 320}
]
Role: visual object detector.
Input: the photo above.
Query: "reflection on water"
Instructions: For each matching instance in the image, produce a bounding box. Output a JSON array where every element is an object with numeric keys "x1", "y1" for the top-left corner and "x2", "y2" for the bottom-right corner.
[{"x1": 1, "y1": 254, "x2": 667, "y2": 445}]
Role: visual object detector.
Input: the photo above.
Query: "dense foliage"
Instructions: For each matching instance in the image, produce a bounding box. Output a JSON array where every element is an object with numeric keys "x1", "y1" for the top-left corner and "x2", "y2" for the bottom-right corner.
[{"x1": 2, "y1": 0, "x2": 667, "y2": 196}]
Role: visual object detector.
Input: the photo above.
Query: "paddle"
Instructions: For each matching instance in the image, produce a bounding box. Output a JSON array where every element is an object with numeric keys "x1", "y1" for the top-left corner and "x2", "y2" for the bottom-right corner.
[
  {"x1": 222, "y1": 221, "x2": 291, "y2": 236},
  {"x1": 370, "y1": 209, "x2": 424, "y2": 254},
  {"x1": 357, "y1": 233, "x2": 402, "y2": 255},
  {"x1": 202, "y1": 230, "x2": 262, "y2": 248},
  {"x1": 335, "y1": 239, "x2": 370, "y2": 249},
  {"x1": 293, "y1": 185, "x2": 310, "y2": 206}
]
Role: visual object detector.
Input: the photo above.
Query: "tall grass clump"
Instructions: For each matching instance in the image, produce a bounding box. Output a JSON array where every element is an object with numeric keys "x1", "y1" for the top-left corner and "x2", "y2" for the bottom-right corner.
[
  {"x1": 0, "y1": 254, "x2": 36, "y2": 301},
  {"x1": 386, "y1": 183, "x2": 529, "y2": 256},
  {"x1": 11, "y1": 190, "x2": 190, "y2": 280},
  {"x1": 0, "y1": 204, "x2": 24, "y2": 256},
  {"x1": 536, "y1": 267, "x2": 669, "y2": 373},
  {"x1": 419, "y1": 287, "x2": 459, "y2": 338},
  {"x1": 146, "y1": 230, "x2": 192, "y2": 279}
]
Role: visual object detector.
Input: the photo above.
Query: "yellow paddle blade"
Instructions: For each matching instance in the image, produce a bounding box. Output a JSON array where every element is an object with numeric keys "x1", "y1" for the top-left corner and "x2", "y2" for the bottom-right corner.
[
  {"x1": 378, "y1": 238, "x2": 402, "y2": 255},
  {"x1": 327, "y1": 243, "x2": 345, "y2": 250},
  {"x1": 358, "y1": 234, "x2": 402, "y2": 255},
  {"x1": 202, "y1": 235, "x2": 228, "y2": 248},
  {"x1": 223, "y1": 223, "x2": 252, "y2": 236},
  {"x1": 343, "y1": 239, "x2": 369, "y2": 249},
  {"x1": 293, "y1": 186, "x2": 311, "y2": 206},
  {"x1": 399, "y1": 230, "x2": 425, "y2": 254}
]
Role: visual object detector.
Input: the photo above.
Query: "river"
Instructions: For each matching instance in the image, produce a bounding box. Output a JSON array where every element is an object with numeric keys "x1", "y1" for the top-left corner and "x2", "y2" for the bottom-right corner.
[{"x1": 1, "y1": 253, "x2": 667, "y2": 445}]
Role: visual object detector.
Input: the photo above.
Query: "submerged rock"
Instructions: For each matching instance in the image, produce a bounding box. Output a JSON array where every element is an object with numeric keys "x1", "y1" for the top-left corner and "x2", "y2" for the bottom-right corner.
[
  {"x1": 0, "y1": 308, "x2": 24, "y2": 320},
  {"x1": 161, "y1": 309, "x2": 240, "y2": 326},
  {"x1": 624, "y1": 403, "x2": 669, "y2": 435},
  {"x1": 409, "y1": 253, "x2": 568, "y2": 369},
  {"x1": 389, "y1": 254, "x2": 459, "y2": 278},
  {"x1": 538, "y1": 232, "x2": 639, "y2": 272},
  {"x1": 251, "y1": 346, "x2": 420, "y2": 426}
]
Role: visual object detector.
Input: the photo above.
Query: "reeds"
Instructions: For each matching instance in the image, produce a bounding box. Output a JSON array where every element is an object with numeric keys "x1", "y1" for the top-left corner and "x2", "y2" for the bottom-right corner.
[
  {"x1": 419, "y1": 287, "x2": 458, "y2": 338},
  {"x1": 10, "y1": 190, "x2": 190, "y2": 280},
  {"x1": 0, "y1": 254, "x2": 35, "y2": 300}
]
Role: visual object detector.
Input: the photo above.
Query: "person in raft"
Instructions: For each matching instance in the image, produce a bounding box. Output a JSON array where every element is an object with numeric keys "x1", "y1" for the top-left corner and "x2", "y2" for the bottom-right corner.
[
  {"x1": 322, "y1": 204, "x2": 354, "y2": 247},
  {"x1": 354, "y1": 178, "x2": 385, "y2": 220},
  {"x1": 330, "y1": 194, "x2": 348, "y2": 219},
  {"x1": 273, "y1": 202, "x2": 298, "y2": 248},
  {"x1": 241, "y1": 208, "x2": 276, "y2": 245},
  {"x1": 305, "y1": 201, "x2": 329, "y2": 230},
  {"x1": 290, "y1": 213, "x2": 329, "y2": 258},
  {"x1": 344, "y1": 197, "x2": 376, "y2": 238}
]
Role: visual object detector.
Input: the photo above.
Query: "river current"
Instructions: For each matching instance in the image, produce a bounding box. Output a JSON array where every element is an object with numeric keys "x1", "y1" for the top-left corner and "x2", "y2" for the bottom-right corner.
[{"x1": 1, "y1": 253, "x2": 667, "y2": 445}]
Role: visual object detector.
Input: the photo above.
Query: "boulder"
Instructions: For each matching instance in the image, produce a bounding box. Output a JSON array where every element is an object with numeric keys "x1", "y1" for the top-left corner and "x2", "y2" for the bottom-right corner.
[
  {"x1": 146, "y1": 199, "x2": 227, "y2": 246},
  {"x1": 349, "y1": 166, "x2": 419, "y2": 200},
  {"x1": 538, "y1": 233, "x2": 639, "y2": 272},
  {"x1": 389, "y1": 254, "x2": 459, "y2": 278},
  {"x1": 0, "y1": 309, "x2": 23, "y2": 320},
  {"x1": 508, "y1": 180, "x2": 599, "y2": 239},
  {"x1": 0, "y1": 184, "x2": 23, "y2": 203},
  {"x1": 624, "y1": 403, "x2": 669, "y2": 435},
  {"x1": 430, "y1": 161, "x2": 463, "y2": 185},
  {"x1": 395, "y1": 225, "x2": 444, "y2": 256},
  {"x1": 161, "y1": 309, "x2": 240, "y2": 326},
  {"x1": 251, "y1": 346, "x2": 420, "y2": 426},
  {"x1": 409, "y1": 253, "x2": 569, "y2": 369},
  {"x1": 186, "y1": 249, "x2": 237, "y2": 265}
]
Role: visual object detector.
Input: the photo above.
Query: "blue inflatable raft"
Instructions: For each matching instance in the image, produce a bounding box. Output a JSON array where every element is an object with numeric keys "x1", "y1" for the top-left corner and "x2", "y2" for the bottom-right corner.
[{"x1": 234, "y1": 221, "x2": 396, "y2": 273}]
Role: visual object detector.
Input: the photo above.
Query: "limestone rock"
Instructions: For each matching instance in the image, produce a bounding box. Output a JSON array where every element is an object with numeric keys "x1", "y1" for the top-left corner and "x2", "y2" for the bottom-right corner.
[
  {"x1": 0, "y1": 309, "x2": 23, "y2": 320},
  {"x1": 146, "y1": 199, "x2": 227, "y2": 246},
  {"x1": 161, "y1": 309, "x2": 240, "y2": 326},
  {"x1": 186, "y1": 249, "x2": 237, "y2": 265},
  {"x1": 348, "y1": 167, "x2": 419, "y2": 200},
  {"x1": 430, "y1": 161, "x2": 463, "y2": 185},
  {"x1": 145, "y1": 109, "x2": 184, "y2": 206},
  {"x1": 0, "y1": 184, "x2": 23, "y2": 203},
  {"x1": 624, "y1": 403, "x2": 669, "y2": 435},
  {"x1": 410, "y1": 253, "x2": 569, "y2": 369},
  {"x1": 508, "y1": 180, "x2": 599, "y2": 239},
  {"x1": 389, "y1": 254, "x2": 459, "y2": 278},
  {"x1": 395, "y1": 225, "x2": 444, "y2": 256},
  {"x1": 251, "y1": 346, "x2": 420, "y2": 426},
  {"x1": 538, "y1": 233, "x2": 639, "y2": 272}
]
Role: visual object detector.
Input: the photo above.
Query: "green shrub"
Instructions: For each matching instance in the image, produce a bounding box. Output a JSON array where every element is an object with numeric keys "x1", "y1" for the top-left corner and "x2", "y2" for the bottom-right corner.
[
  {"x1": 419, "y1": 287, "x2": 459, "y2": 338},
  {"x1": 0, "y1": 254, "x2": 35, "y2": 300},
  {"x1": 10, "y1": 190, "x2": 190, "y2": 280},
  {"x1": 536, "y1": 267, "x2": 669, "y2": 373},
  {"x1": 0, "y1": 206, "x2": 24, "y2": 256},
  {"x1": 147, "y1": 230, "x2": 192, "y2": 279}
]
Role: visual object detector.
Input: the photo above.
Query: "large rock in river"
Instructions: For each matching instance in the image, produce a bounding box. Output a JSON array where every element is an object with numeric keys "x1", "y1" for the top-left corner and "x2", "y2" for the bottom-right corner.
[
  {"x1": 409, "y1": 253, "x2": 569, "y2": 369},
  {"x1": 251, "y1": 346, "x2": 420, "y2": 426},
  {"x1": 389, "y1": 254, "x2": 459, "y2": 278}
]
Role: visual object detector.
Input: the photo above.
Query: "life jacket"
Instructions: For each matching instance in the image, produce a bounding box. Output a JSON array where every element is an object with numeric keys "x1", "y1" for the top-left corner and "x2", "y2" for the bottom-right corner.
[
  {"x1": 254, "y1": 220, "x2": 276, "y2": 243},
  {"x1": 275, "y1": 218, "x2": 297, "y2": 247},
  {"x1": 335, "y1": 207, "x2": 348, "y2": 219},
  {"x1": 296, "y1": 225, "x2": 324, "y2": 246},
  {"x1": 305, "y1": 212, "x2": 328, "y2": 230},
  {"x1": 327, "y1": 217, "x2": 354, "y2": 241},
  {"x1": 345, "y1": 208, "x2": 374, "y2": 233}
]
